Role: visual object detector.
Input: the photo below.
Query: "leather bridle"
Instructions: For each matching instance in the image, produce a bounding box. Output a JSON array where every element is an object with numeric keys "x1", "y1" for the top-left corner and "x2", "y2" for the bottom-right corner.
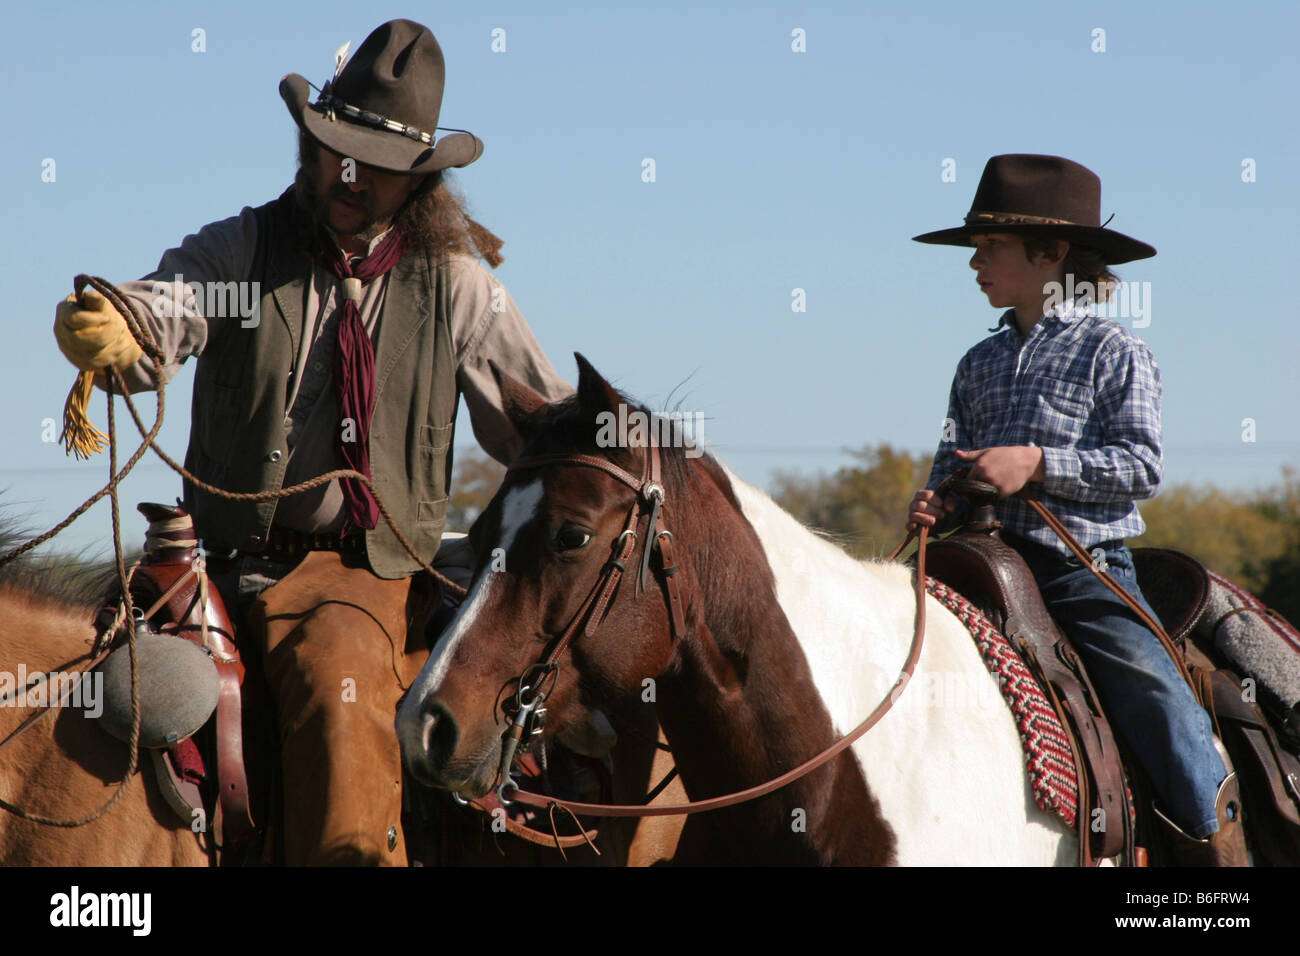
[
  {"x1": 483, "y1": 439, "x2": 932, "y2": 818},
  {"x1": 491, "y1": 442, "x2": 688, "y2": 797}
]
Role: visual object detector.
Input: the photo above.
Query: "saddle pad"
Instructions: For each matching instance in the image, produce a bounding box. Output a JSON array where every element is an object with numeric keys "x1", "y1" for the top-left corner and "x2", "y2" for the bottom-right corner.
[{"x1": 926, "y1": 578, "x2": 1079, "y2": 828}]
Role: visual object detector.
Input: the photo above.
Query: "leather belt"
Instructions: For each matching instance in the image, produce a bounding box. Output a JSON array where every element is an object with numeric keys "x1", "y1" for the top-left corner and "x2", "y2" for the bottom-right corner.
[
  {"x1": 262, "y1": 526, "x2": 365, "y2": 559},
  {"x1": 204, "y1": 527, "x2": 366, "y2": 562}
]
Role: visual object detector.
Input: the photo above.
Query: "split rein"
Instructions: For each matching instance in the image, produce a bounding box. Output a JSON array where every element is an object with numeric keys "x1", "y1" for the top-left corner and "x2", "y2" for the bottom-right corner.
[{"x1": 0, "y1": 275, "x2": 468, "y2": 830}]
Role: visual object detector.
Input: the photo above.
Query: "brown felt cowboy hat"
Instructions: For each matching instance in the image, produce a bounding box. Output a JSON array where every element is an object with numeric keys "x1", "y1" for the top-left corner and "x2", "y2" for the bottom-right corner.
[
  {"x1": 912, "y1": 154, "x2": 1155, "y2": 264},
  {"x1": 280, "y1": 19, "x2": 483, "y2": 175}
]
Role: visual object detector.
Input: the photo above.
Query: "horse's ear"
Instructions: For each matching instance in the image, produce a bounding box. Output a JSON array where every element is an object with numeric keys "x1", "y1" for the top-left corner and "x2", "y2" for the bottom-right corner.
[
  {"x1": 575, "y1": 352, "x2": 623, "y2": 418},
  {"x1": 490, "y1": 360, "x2": 549, "y2": 431}
]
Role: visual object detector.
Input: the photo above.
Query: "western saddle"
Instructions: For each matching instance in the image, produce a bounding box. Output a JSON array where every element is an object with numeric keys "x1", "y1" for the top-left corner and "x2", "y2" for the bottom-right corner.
[{"x1": 922, "y1": 478, "x2": 1300, "y2": 866}]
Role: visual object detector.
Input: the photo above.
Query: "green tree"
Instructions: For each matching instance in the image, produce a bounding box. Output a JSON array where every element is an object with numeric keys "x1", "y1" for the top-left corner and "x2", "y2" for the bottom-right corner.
[
  {"x1": 1250, "y1": 466, "x2": 1300, "y2": 624},
  {"x1": 771, "y1": 449, "x2": 1299, "y2": 622},
  {"x1": 771, "y1": 444, "x2": 930, "y2": 559},
  {"x1": 1138, "y1": 484, "x2": 1287, "y2": 593}
]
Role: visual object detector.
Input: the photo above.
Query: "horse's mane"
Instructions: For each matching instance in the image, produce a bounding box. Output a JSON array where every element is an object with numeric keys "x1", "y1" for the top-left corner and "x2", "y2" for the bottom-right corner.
[
  {"x1": 0, "y1": 519, "x2": 122, "y2": 613},
  {"x1": 519, "y1": 391, "x2": 726, "y2": 508}
]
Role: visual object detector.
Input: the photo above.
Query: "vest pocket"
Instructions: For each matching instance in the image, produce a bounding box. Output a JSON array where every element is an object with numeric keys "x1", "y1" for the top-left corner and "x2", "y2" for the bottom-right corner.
[
  {"x1": 419, "y1": 423, "x2": 452, "y2": 452},
  {"x1": 418, "y1": 497, "x2": 449, "y2": 525},
  {"x1": 418, "y1": 423, "x2": 453, "y2": 502}
]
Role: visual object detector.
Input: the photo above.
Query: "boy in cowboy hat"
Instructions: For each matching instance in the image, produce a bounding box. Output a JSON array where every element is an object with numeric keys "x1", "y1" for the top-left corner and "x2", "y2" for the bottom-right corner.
[
  {"x1": 905, "y1": 154, "x2": 1247, "y2": 865},
  {"x1": 52, "y1": 20, "x2": 575, "y2": 864}
]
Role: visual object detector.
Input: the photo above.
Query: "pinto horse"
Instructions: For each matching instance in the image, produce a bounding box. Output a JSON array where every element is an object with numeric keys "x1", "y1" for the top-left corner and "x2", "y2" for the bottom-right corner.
[{"x1": 397, "y1": 356, "x2": 1079, "y2": 865}]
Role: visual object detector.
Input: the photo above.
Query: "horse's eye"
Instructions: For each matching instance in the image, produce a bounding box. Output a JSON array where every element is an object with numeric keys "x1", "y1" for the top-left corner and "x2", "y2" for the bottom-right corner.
[{"x1": 555, "y1": 526, "x2": 593, "y2": 552}]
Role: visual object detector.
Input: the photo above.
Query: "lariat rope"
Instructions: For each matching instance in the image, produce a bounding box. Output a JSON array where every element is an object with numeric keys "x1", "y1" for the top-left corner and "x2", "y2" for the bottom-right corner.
[
  {"x1": 3, "y1": 275, "x2": 469, "y2": 599},
  {"x1": 0, "y1": 275, "x2": 469, "y2": 829},
  {"x1": 10, "y1": 276, "x2": 1194, "y2": 838}
]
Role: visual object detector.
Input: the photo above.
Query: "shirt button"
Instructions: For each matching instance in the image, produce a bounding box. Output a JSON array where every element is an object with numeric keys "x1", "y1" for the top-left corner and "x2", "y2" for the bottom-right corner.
[
  {"x1": 268, "y1": 449, "x2": 283, "y2": 463},
  {"x1": 312, "y1": 361, "x2": 325, "y2": 372}
]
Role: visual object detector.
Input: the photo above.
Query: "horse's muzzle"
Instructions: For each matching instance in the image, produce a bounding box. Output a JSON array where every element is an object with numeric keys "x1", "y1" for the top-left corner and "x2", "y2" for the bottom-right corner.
[{"x1": 398, "y1": 695, "x2": 499, "y2": 797}]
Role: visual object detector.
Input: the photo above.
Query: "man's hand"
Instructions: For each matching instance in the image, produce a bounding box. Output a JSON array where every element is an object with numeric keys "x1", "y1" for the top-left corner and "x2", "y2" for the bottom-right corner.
[
  {"x1": 954, "y1": 446, "x2": 1046, "y2": 497},
  {"x1": 54, "y1": 288, "x2": 143, "y2": 373}
]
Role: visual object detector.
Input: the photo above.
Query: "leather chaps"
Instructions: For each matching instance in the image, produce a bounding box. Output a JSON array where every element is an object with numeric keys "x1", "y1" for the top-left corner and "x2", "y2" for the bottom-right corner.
[{"x1": 248, "y1": 550, "x2": 437, "y2": 865}]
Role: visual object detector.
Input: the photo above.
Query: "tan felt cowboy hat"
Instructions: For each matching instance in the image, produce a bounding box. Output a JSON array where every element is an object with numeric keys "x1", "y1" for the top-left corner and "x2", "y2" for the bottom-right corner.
[
  {"x1": 912, "y1": 154, "x2": 1156, "y2": 264},
  {"x1": 280, "y1": 19, "x2": 484, "y2": 175}
]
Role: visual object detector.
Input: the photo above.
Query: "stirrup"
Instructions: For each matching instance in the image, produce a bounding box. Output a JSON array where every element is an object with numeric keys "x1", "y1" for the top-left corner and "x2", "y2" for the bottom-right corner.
[{"x1": 1152, "y1": 772, "x2": 1250, "y2": 867}]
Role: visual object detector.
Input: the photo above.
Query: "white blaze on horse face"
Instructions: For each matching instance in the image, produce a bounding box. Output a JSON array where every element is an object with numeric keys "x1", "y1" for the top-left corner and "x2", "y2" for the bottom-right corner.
[
  {"x1": 401, "y1": 479, "x2": 544, "y2": 709},
  {"x1": 397, "y1": 570, "x2": 496, "y2": 759},
  {"x1": 497, "y1": 478, "x2": 544, "y2": 555}
]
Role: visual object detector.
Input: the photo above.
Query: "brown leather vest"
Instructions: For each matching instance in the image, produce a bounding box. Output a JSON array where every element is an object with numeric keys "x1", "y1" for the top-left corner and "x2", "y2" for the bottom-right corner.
[{"x1": 183, "y1": 190, "x2": 458, "y2": 578}]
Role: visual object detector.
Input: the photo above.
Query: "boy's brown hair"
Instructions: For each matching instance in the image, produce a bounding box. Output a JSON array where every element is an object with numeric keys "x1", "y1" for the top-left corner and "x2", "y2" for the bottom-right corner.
[{"x1": 1022, "y1": 234, "x2": 1120, "y2": 303}]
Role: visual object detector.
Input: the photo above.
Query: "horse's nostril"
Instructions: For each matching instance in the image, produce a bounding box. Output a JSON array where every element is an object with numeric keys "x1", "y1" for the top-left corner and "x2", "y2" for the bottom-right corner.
[{"x1": 422, "y1": 699, "x2": 459, "y2": 771}]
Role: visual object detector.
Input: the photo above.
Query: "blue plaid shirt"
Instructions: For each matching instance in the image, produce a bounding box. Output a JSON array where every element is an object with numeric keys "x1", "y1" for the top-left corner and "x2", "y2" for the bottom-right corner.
[{"x1": 926, "y1": 299, "x2": 1162, "y2": 554}]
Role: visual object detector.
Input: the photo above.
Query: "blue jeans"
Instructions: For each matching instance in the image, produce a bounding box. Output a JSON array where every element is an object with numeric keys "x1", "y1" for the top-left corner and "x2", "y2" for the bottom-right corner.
[{"x1": 1004, "y1": 533, "x2": 1226, "y2": 839}]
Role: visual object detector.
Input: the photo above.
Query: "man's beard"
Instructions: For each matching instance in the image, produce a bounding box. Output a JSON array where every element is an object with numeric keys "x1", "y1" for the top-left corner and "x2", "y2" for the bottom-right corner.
[{"x1": 300, "y1": 166, "x2": 392, "y2": 241}]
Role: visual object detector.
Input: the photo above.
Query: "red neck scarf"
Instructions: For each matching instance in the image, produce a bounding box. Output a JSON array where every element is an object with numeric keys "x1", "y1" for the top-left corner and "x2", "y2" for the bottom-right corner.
[{"x1": 316, "y1": 227, "x2": 410, "y2": 531}]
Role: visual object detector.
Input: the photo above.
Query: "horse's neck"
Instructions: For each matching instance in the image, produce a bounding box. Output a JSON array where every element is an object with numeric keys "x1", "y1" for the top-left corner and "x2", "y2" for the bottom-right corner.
[
  {"x1": 651, "y1": 462, "x2": 895, "y2": 864},
  {"x1": 0, "y1": 590, "x2": 99, "y2": 735}
]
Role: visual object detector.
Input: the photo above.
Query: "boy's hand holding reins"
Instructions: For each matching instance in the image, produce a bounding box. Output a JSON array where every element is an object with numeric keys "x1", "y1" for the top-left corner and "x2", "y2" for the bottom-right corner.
[
  {"x1": 54, "y1": 288, "x2": 143, "y2": 373},
  {"x1": 954, "y1": 446, "x2": 1045, "y2": 497},
  {"x1": 905, "y1": 446, "x2": 1047, "y2": 533},
  {"x1": 907, "y1": 489, "x2": 955, "y2": 532}
]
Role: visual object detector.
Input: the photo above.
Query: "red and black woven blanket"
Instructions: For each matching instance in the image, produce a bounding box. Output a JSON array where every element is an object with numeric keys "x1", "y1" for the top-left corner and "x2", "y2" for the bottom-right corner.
[{"x1": 925, "y1": 577, "x2": 1079, "y2": 828}]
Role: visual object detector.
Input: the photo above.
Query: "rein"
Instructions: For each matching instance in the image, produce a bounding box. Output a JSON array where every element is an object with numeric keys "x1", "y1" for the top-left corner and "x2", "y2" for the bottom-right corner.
[
  {"x1": 489, "y1": 442, "x2": 933, "y2": 818},
  {"x1": 487, "y1": 458, "x2": 1191, "y2": 831}
]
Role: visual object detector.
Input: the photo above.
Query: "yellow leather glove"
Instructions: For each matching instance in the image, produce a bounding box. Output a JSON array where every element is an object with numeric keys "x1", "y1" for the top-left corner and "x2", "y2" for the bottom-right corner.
[{"x1": 53, "y1": 288, "x2": 143, "y2": 373}]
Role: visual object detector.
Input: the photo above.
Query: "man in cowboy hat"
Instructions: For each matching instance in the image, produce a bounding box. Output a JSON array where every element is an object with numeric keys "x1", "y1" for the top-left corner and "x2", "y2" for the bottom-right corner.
[
  {"x1": 905, "y1": 154, "x2": 1247, "y2": 866},
  {"x1": 52, "y1": 19, "x2": 573, "y2": 864}
]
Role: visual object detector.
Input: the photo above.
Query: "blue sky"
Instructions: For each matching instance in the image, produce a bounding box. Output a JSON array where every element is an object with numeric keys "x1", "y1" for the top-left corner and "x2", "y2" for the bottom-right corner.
[{"x1": 3, "y1": 0, "x2": 1297, "y2": 555}]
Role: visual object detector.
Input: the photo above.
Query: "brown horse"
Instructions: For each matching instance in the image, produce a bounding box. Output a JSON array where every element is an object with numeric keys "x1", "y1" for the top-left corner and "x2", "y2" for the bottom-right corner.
[
  {"x1": 0, "y1": 541, "x2": 209, "y2": 865},
  {"x1": 398, "y1": 356, "x2": 1081, "y2": 865},
  {"x1": 0, "y1": 526, "x2": 682, "y2": 866}
]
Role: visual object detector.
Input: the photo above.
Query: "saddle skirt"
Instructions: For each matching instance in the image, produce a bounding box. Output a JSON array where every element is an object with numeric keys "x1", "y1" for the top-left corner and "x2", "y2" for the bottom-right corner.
[
  {"x1": 921, "y1": 532, "x2": 1131, "y2": 863},
  {"x1": 924, "y1": 531, "x2": 1300, "y2": 866}
]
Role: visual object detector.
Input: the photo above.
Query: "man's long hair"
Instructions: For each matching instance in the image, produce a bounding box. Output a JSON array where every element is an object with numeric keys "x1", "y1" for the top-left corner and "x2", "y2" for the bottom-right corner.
[{"x1": 293, "y1": 129, "x2": 505, "y2": 266}]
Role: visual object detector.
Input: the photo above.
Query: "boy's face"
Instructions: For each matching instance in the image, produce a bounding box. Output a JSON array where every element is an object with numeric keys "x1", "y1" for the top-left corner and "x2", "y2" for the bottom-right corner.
[{"x1": 968, "y1": 233, "x2": 1064, "y2": 310}]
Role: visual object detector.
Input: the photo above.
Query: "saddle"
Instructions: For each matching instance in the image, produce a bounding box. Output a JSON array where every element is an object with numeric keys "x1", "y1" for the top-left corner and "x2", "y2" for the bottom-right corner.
[
  {"x1": 97, "y1": 502, "x2": 270, "y2": 863},
  {"x1": 921, "y1": 487, "x2": 1133, "y2": 865},
  {"x1": 924, "y1": 480, "x2": 1300, "y2": 866}
]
